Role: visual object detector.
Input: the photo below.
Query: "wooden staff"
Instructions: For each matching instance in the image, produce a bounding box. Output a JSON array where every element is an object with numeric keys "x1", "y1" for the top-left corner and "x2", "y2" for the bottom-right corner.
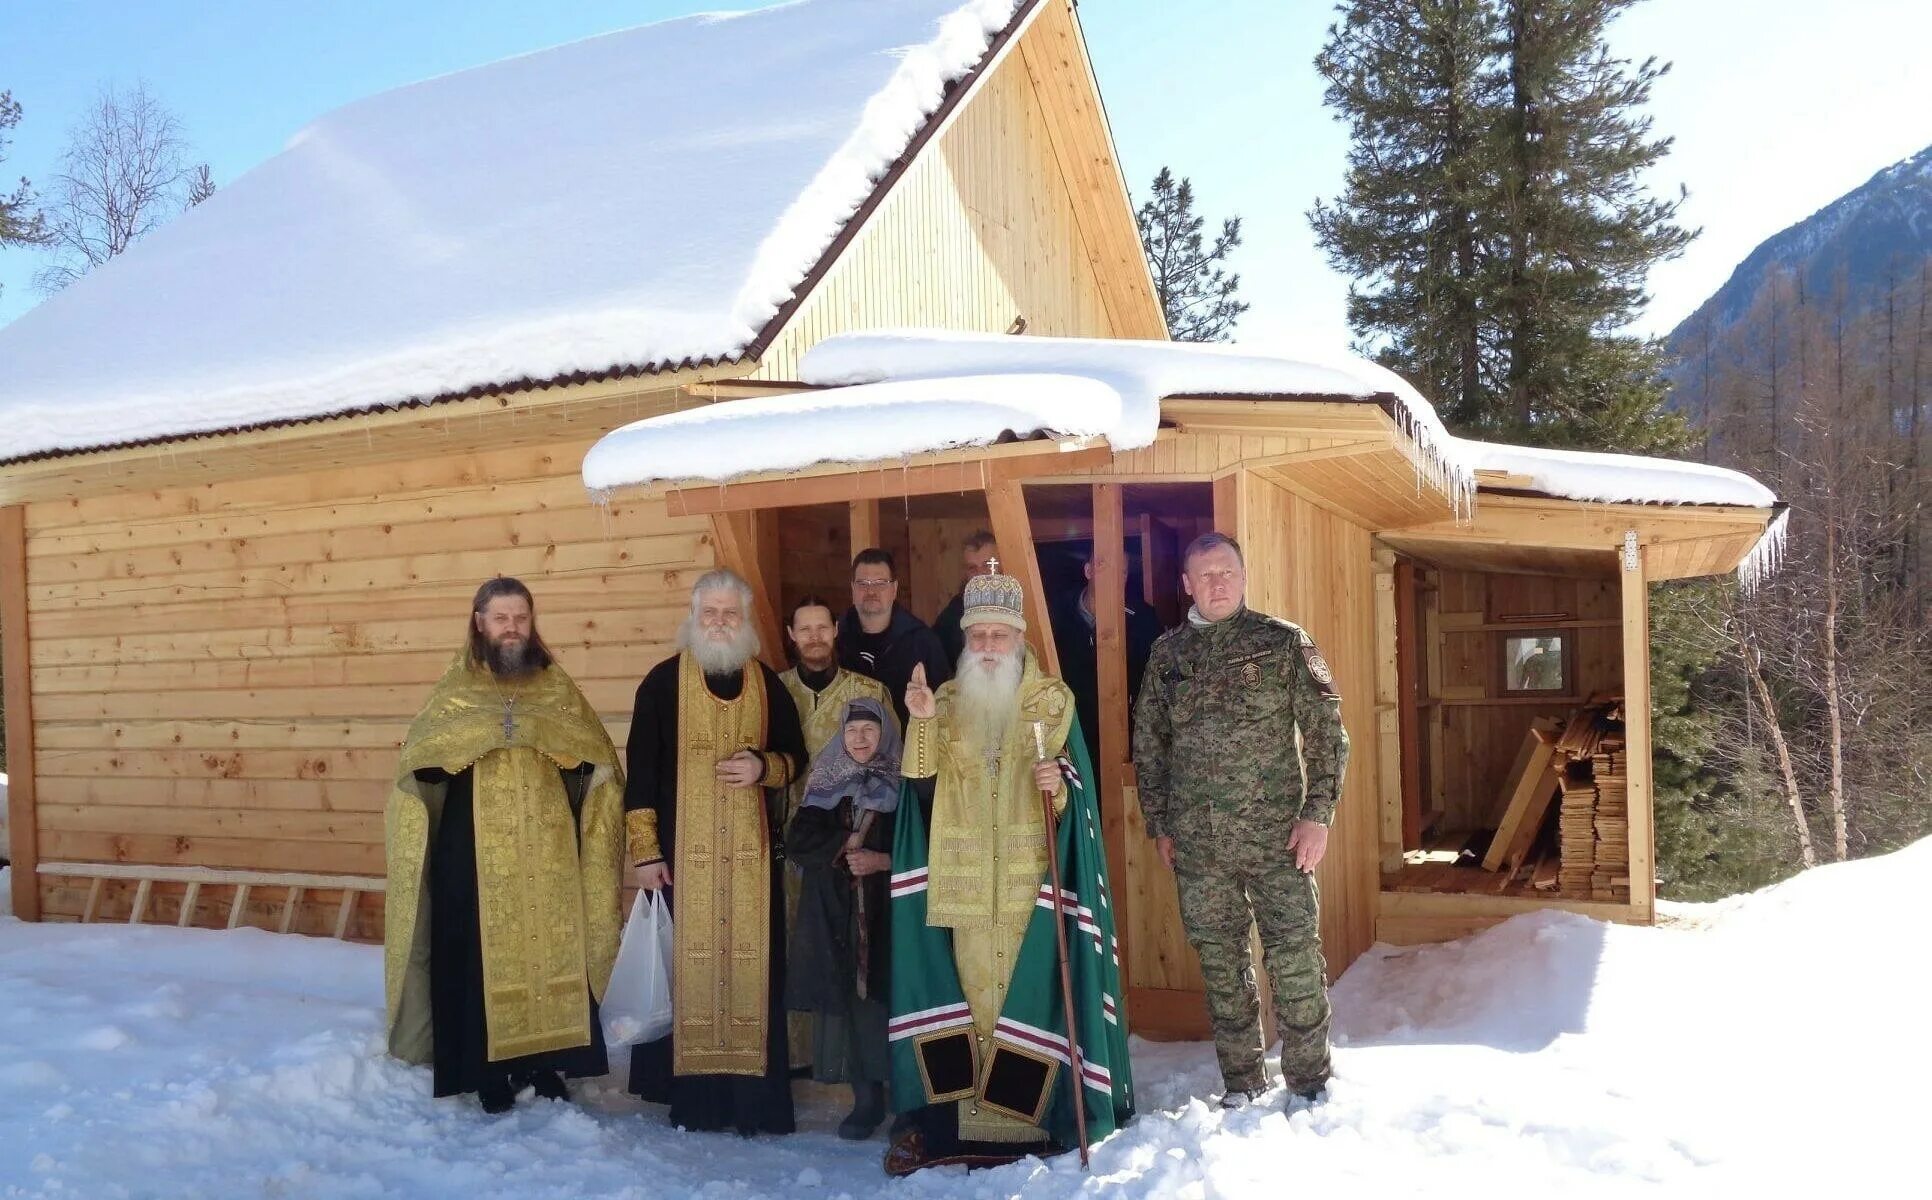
[
  {"x1": 1033, "y1": 721, "x2": 1091, "y2": 1169},
  {"x1": 850, "y1": 806, "x2": 878, "y2": 1000}
]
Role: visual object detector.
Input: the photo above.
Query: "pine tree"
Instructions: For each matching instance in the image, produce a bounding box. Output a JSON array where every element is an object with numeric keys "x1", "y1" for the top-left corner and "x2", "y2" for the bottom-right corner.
[
  {"x1": 1135, "y1": 167, "x2": 1249, "y2": 342},
  {"x1": 1494, "y1": 0, "x2": 1694, "y2": 447},
  {"x1": 1310, "y1": 0, "x2": 1694, "y2": 453},
  {"x1": 1, "y1": 89, "x2": 51, "y2": 300},
  {"x1": 186, "y1": 163, "x2": 216, "y2": 206},
  {"x1": 1310, "y1": 0, "x2": 1503, "y2": 431}
]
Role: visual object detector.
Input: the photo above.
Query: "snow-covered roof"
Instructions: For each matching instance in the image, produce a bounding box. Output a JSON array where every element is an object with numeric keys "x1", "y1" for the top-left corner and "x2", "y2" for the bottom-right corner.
[
  {"x1": 585, "y1": 327, "x2": 1784, "y2": 581},
  {"x1": 1461, "y1": 440, "x2": 1777, "y2": 508},
  {"x1": 581, "y1": 373, "x2": 1122, "y2": 492},
  {"x1": 0, "y1": 0, "x2": 1027, "y2": 463},
  {"x1": 585, "y1": 328, "x2": 1467, "y2": 495}
]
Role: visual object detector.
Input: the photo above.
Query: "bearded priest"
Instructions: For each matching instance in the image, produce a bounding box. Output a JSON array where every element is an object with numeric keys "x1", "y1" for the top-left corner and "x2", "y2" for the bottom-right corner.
[
  {"x1": 623, "y1": 568, "x2": 808, "y2": 1136},
  {"x1": 384, "y1": 577, "x2": 626, "y2": 1114},
  {"x1": 888, "y1": 570, "x2": 1077, "y2": 1168}
]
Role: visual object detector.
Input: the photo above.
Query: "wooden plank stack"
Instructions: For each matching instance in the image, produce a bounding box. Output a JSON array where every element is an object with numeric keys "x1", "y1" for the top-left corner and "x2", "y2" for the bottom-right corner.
[
  {"x1": 1556, "y1": 764, "x2": 1601, "y2": 894},
  {"x1": 1591, "y1": 748, "x2": 1630, "y2": 900},
  {"x1": 1491, "y1": 697, "x2": 1632, "y2": 902}
]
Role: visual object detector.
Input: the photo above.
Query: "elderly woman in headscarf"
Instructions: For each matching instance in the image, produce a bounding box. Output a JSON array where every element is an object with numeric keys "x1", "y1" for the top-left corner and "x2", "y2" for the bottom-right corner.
[{"x1": 785, "y1": 696, "x2": 902, "y2": 1140}]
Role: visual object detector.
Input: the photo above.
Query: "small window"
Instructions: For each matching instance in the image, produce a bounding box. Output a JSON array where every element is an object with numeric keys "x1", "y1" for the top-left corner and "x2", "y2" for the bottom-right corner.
[{"x1": 1502, "y1": 632, "x2": 1569, "y2": 694}]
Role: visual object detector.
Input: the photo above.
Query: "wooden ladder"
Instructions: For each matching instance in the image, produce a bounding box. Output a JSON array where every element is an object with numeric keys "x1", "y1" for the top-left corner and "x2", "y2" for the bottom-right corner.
[{"x1": 36, "y1": 862, "x2": 385, "y2": 939}]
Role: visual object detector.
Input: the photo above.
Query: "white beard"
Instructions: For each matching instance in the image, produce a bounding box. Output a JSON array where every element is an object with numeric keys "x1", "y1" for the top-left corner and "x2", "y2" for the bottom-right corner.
[
  {"x1": 679, "y1": 616, "x2": 760, "y2": 676},
  {"x1": 953, "y1": 645, "x2": 1023, "y2": 751}
]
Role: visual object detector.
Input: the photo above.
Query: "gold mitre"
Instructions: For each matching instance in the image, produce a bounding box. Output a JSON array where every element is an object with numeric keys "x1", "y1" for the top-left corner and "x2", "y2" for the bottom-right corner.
[{"x1": 959, "y1": 571, "x2": 1026, "y2": 632}]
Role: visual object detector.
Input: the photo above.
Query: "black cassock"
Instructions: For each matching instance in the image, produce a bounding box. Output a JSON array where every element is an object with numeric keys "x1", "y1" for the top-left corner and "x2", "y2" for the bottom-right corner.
[
  {"x1": 417, "y1": 764, "x2": 608, "y2": 1100},
  {"x1": 623, "y1": 657, "x2": 806, "y2": 1134}
]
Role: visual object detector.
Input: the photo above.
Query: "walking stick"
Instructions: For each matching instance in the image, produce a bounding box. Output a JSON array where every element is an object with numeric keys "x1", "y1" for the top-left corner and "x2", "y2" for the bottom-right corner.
[
  {"x1": 850, "y1": 807, "x2": 877, "y2": 1000},
  {"x1": 1033, "y1": 722, "x2": 1091, "y2": 1169}
]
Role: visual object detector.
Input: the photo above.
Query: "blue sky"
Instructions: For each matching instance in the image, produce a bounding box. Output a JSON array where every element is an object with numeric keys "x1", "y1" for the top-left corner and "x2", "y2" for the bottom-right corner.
[{"x1": 2, "y1": 0, "x2": 1929, "y2": 345}]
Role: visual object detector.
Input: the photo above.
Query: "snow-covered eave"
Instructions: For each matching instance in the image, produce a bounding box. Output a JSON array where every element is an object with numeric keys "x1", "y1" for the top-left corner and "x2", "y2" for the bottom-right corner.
[{"x1": 0, "y1": 354, "x2": 758, "y2": 473}]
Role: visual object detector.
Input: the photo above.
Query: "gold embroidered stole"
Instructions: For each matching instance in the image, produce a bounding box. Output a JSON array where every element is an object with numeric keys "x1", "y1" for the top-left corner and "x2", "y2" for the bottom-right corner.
[
  {"x1": 673, "y1": 652, "x2": 772, "y2": 1077},
  {"x1": 471, "y1": 746, "x2": 596, "y2": 1060}
]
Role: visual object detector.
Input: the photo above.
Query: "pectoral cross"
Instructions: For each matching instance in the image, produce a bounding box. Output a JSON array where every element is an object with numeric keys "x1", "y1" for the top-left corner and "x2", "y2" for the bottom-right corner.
[{"x1": 500, "y1": 697, "x2": 517, "y2": 743}]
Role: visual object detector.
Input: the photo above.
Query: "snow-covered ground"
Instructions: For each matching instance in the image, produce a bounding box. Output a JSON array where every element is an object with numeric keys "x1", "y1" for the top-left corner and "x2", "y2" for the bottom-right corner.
[{"x1": 2, "y1": 842, "x2": 1925, "y2": 1198}]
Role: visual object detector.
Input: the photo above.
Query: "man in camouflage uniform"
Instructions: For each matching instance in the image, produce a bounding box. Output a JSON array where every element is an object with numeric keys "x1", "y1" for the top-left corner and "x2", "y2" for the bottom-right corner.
[{"x1": 1131, "y1": 532, "x2": 1350, "y2": 1108}]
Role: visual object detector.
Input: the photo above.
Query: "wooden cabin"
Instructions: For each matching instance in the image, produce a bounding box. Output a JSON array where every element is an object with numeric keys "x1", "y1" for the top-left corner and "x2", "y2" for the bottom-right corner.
[{"x1": 0, "y1": 0, "x2": 1778, "y2": 1042}]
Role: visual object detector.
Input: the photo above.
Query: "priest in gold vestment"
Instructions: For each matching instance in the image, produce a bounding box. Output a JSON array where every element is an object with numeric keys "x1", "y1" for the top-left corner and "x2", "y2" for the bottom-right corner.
[
  {"x1": 625, "y1": 569, "x2": 807, "y2": 1135},
  {"x1": 776, "y1": 594, "x2": 894, "y2": 1074},
  {"x1": 384, "y1": 577, "x2": 625, "y2": 1114},
  {"x1": 894, "y1": 571, "x2": 1075, "y2": 1163}
]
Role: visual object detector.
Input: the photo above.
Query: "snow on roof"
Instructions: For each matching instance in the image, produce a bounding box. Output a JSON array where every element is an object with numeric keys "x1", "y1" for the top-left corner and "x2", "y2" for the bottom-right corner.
[
  {"x1": 0, "y1": 0, "x2": 1025, "y2": 462},
  {"x1": 581, "y1": 373, "x2": 1122, "y2": 491},
  {"x1": 1461, "y1": 440, "x2": 1778, "y2": 507},
  {"x1": 800, "y1": 328, "x2": 1474, "y2": 506},
  {"x1": 587, "y1": 327, "x2": 1784, "y2": 584}
]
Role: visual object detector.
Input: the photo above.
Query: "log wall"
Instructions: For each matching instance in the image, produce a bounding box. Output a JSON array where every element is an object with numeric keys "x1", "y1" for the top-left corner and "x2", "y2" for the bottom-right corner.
[{"x1": 21, "y1": 436, "x2": 712, "y2": 934}]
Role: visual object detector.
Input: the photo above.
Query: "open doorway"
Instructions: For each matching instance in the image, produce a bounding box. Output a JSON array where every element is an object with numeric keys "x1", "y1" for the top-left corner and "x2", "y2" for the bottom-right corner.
[{"x1": 1383, "y1": 556, "x2": 1634, "y2": 903}]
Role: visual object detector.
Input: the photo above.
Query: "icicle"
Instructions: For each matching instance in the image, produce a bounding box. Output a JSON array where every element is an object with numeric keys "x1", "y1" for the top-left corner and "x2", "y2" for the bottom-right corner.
[{"x1": 1736, "y1": 507, "x2": 1789, "y2": 593}]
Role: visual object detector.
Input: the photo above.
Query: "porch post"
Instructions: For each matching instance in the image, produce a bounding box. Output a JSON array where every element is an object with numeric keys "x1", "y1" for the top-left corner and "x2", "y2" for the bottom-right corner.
[
  {"x1": 710, "y1": 512, "x2": 786, "y2": 673},
  {"x1": 984, "y1": 481, "x2": 1059, "y2": 675},
  {"x1": 2, "y1": 505, "x2": 41, "y2": 920},
  {"x1": 1620, "y1": 533, "x2": 1657, "y2": 923},
  {"x1": 1091, "y1": 483, "x2": 1133, "y2": 990}
]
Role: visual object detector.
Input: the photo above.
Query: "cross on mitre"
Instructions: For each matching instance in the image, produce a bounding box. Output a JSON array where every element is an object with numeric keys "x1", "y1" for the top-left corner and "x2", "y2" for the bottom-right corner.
[{"x1": 985, "y1": 555, "x2": 1000, "y2": 574}]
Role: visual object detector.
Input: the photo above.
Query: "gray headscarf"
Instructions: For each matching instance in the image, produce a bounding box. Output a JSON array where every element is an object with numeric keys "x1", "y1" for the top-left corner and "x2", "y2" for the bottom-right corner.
[{"x1": 799, "y1": 697, "x2": 903, "y2": 814}]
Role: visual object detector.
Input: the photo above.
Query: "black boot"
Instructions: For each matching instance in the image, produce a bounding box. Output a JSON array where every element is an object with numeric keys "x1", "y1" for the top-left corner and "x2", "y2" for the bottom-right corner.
[
  {"x1": 838, "y1": 1081, "x2": 886, "y2": 1140},
  {"x1": 529, "y1": 1070, "x2": 569, "y2": 1102},
  {"x1": 477, "y1": 1074, "x2": 516, "y2": 1115}
]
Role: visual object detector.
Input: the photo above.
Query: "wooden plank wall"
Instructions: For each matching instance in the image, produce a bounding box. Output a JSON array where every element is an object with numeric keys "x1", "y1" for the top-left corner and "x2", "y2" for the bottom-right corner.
[
  {"x1": 1233, "y1": 472, "x2": 1381, "y2": 976},
  {"x1": 22, "y1": 436, "x2": 713, "y2": 934},
  {"x1": 1427, "y1": 568, "x2": 1623, "y2": 833},
  {"x1": 752, "y1": 13, "x2": 1144, "y2": 382}
]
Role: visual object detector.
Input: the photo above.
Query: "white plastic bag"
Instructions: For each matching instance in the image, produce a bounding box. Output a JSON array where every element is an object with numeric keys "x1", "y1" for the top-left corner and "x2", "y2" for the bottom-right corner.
[{"x1": 602, "y1": 890, "x2": 674, "y2": 1046}]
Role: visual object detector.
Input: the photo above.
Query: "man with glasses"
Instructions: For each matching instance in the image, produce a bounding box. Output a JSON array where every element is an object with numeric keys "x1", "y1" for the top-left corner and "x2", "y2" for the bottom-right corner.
[{"x1": 838, "y1": 548, "x2": 952, "y2": 728}]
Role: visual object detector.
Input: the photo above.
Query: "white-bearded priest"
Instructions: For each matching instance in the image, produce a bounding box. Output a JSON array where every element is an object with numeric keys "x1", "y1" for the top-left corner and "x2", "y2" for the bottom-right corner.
[
  {"x1": 624, "y1": 569, "x2": 807, "y2": 1136},
  {"x1": 886, "y1": 570, "x2": 1077, "y2": 1171}
]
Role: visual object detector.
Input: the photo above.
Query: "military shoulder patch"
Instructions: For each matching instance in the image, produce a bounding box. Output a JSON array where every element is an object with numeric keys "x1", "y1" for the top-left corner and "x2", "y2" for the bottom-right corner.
[{"x1": 1298, "y1": 637, "x2": 1338, "y2": 696}]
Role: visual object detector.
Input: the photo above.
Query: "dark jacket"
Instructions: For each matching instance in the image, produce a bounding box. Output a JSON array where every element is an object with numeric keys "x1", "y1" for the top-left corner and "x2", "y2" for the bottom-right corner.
[
  {"x1": 837, "y1": 606, "x2": 952, "y2": 728},
  {"x1": 934, "y1": 591, "x2": 966, "y2": 667},
  {"x1": 1049, "y1": 588, "x2": 1166, "y2": 772},
  {"x1": 784, "y1": 799, "x2": 894, "y2": 1013}
]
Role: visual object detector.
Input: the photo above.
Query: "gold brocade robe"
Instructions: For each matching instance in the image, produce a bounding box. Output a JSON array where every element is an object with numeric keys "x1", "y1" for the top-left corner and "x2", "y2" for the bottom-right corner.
[
  {"x1": 384, "y1": 653, "x2": 624, "y2": 1066},
  {"x1": 670, "y1": 653, "x2": 792, "y2": 1077},
  {"x1": 776, "y1": 666, "x2": 893, "y2": 1067},
  {"x1": 902, "y1": 653, "x2": 1073, "y2": 1144}
]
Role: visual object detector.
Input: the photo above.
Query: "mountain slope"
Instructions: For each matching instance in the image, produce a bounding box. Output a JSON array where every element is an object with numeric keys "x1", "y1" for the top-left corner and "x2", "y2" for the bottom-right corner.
[{"x1": 1671, "y1": 143, "x2": 1932, "y2": 350}]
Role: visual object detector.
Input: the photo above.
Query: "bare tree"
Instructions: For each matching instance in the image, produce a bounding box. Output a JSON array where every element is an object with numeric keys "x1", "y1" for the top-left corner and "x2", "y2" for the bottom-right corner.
[{"x1": 35, "y1": 82, "x2": 202, "y2": 293}]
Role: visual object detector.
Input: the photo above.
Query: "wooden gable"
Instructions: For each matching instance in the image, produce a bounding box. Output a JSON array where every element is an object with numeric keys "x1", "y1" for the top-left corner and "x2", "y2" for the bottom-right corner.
[{"x1": 751, "y1": 0, "x2": 1166, "y2": 380}]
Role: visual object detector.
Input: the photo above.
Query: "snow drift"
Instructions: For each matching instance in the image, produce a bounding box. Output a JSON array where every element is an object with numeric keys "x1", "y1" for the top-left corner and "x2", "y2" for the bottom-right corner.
[{"x1": 2, "y1": 837, "x2": 1924, "y2": 1196}]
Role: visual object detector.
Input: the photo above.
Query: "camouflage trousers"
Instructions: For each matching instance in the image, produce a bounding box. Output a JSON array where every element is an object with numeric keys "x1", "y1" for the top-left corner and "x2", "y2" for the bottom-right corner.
[{"x1": 1173, "y1": 843, "x2": 1332, "y2": 1093}]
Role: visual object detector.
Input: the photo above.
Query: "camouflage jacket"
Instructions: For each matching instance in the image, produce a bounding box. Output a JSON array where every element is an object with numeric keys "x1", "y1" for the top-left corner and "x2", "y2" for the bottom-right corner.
[{"x1": 1131, "y1": 607, "x2": 1350, "y2": 841}]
